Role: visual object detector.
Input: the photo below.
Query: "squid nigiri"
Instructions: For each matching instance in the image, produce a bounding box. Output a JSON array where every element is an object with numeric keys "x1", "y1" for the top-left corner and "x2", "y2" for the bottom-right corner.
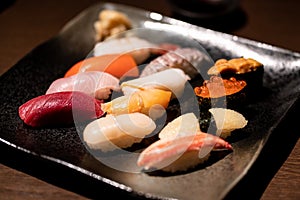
[
  {"x1": 19, "y1": 91, "x2": 104, "y2": 127},
  {"x1": 93, "y1": 36, "x2": 157, "y2": 64},
  {"x1": 137, "y1": 131, "x2": 232, "y2": 172},
  {"x1": 140, "y1": 48, "x2": 213, "y2": 78},
  {"x1": 83, "y1": 113, "x2": 156, "y2": 152},
  {"x1": 102, "y1": 88, "x2": 172, "y2": 119},
  {"x1": 46, "y1": 71, "x2": 120, "y2": 100},
  {"x1": 121, "y1": 68, "x2": 190, "y2": 98}
]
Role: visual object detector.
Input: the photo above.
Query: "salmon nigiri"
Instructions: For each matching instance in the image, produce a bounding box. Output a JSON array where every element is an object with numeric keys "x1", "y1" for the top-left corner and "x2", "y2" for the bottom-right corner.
[
  {"x1": 64, "y1": 54, "x2": 138, "y2": 78},
  {"x1": 46, "y1": 71, "x2": 120, "y2": 100}
]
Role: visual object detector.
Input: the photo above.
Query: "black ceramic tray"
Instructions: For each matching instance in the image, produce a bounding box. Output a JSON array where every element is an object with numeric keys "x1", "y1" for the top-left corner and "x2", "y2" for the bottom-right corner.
[{"x1": 1, "y1": 2, "x2": 300, "y2": 200}]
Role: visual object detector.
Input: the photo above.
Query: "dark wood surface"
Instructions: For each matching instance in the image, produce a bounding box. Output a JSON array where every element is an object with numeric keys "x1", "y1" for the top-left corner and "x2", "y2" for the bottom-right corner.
[{"x1": 0, "y1": 0, "x2": 299, "y2": 199}]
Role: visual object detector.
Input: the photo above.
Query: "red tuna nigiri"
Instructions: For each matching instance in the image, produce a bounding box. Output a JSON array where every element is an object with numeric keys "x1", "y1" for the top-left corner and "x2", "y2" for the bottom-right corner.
[{"x1": 19, "y1": 91, "x2": 104, "y2": 127}]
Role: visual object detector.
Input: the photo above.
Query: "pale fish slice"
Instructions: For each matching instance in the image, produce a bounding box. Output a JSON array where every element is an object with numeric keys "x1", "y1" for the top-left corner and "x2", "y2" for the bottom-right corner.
[
  {"x1": 121, "y1": 68, "x2": 190, "y2": 98},
  {"x1": 209, "y1": 108, "x2": 248, "y2": 138},
  {"x1": 158, "y1": 113, "x2": 200, "y2": 140},
  {"x1": 46, "y1": 71, "x2": 120, "y2": 100},
  {"x1": 93, "y1": 36, "x2": 157, "y2": 64}
]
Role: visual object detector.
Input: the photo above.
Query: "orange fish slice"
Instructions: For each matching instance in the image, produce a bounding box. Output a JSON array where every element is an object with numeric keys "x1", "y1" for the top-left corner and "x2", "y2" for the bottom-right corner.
[{"x1": 64, "y1": 54, "x2": 138, "y2": 78}]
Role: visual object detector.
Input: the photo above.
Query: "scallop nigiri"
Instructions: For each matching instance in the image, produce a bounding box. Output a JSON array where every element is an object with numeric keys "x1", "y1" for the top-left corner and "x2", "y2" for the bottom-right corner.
[
  {"x1": 83, "y1": 113, "x2": 156, "y2": 152},
  {"x1": 93, "y1": 36, "x2": 157, "y2": 64},
  {"x1": 121, "y1": 68, "x2": 190, "y2": 98},
  {"x1": 46, "y1": 71, "x2": 120, "y2": 100},
  {"x1": 137, "y1": 131, "x2": 232, "y2": 172},
  {"x1": 140, "y1": 48, "x2": 213, "y2": 78}
]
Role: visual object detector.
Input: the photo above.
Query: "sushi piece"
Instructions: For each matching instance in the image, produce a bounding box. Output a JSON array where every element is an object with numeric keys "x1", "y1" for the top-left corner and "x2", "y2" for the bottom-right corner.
[
  {"x1": 207, "y1": 57, "x2": 264, "y2": 91},
  {"x1": 158, "y1": 113, "x2": 200, "y2": 140},
  {"x1": 18, "y1": 91, "x2": 104, "y2": 127},
  {"x1": 194, "y1": 76, "x2": 246, "y2": 98},
  {"x1": 152, "y1": 43, "x2": 180, "y2": 55},
  {"x1": 93, "y1": 36, "x2": 157, "y2": 64},
  {"x1": 102, "y1": 88, "x2": 172, "y2": 120},
  {"x1": 64, "y1": 54, "x2": 138, "y2": 78},
  {"x1": 121, "y1": 68, "x2": 190, "y2": 98},
  {"x1": 137, "y1": 132, "x2": 232, "y2": 172},
  {"x1": 209, "y1": 108, "x2": 248, "y2": 138},
  {"x1": 46, "y1": 71, "x2": 120, "y2": 100},
  {"x1": 94, "y1": 9, "x2": 132, "y2": 41},
  {"x1": 194, "y1": 76, "x2": 247, "y2": 110},
  {"x1": 140, "y1": 48, "x2": 213, "y2": 79},
  {"x1": 83, "y1": 113, "x2": 156, "y2": 152}
]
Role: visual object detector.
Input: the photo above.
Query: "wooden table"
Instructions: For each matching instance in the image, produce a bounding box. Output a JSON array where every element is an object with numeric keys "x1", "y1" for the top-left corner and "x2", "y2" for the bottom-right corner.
[{"x1": 0, "y1": 0, "x2": 299, "y2": 199}]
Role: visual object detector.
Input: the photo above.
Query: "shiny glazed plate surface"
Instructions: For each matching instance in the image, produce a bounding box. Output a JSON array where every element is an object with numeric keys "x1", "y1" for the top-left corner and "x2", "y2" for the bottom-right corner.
[{"x1": 0, "y1": 2, "x2": 300, "y2": 200}]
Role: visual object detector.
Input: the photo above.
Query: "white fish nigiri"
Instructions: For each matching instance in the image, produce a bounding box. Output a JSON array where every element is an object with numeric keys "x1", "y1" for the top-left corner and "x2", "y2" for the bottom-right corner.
[
  {"x1": 93, "y1": 36, "x2": 157, "y2": 64},
  {"x1": 83, "y1": 113, "x2": 156, "y2": 152},
  {"x1": 46, "y1": 71, "x2": 120, "y2": 100},
  {"x1": 209, "y1": 108, "x2": 248, "y2": 138},
  {"x1": 158, "y1": 113, "x2": 200, "y2": 140},
  {"x1": 121, "y1": 68, "x2": 190, "y2": 98}
]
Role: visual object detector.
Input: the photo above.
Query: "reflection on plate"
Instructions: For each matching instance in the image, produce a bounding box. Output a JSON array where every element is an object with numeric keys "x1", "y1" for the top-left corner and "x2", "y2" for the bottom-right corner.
[{"x1": 0, "y1": 2, "x2": 300, "y2": 200}]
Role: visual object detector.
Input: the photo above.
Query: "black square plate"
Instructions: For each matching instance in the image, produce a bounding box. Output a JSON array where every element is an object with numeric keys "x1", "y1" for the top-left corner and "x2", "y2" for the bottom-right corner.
[{"x1": 0, "y1": 2, "x2": 299, "y2": 200}]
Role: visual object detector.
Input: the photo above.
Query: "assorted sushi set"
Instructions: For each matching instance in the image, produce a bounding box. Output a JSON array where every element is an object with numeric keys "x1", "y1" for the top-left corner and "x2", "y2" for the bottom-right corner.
[{"x1": 17, "y1": 9, "x2": 264, "y2": 174}]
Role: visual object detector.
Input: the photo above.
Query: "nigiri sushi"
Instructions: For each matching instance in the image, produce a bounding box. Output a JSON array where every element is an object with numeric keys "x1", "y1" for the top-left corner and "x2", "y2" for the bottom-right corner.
[
  {"x1": 140, "y1": 48, "x2": 213, "y2": 78},
  {"x1": 93, "y1": 36, "x2": 157, "y2": 64},
  {"x1": 121, "y1": 68, "x2": 190, "y2": 98},
  {"x1": 207, "y1": 57, "x2": 264, "y2": 94},
  {"x1": 209, "y1": 108, "x2": 248, "y2": 138},
  {"x1": 83, "y1": 113, "x2": 156, "y2": 152},
  {"x1": 137, "y1": 131, "x2": 232, "y2": 172},
  {"x1": 46, "y1": 71, "x2": 120, "y2": 100},
  {"x1": 102, "y1": 88, "x2": 172, "y2": 119},
  {"x1": 19, "y1": 91, "x2": 104, "y2": 127},
  {"x1": 158, "y1": 113, "x2": 200, "y2": 140},
  {"x1": 64, "y1": 54, "x2": 138, "y2": 78},
  {"x1": 194, "y1": 76, "x2": 247, "y2": 110}
]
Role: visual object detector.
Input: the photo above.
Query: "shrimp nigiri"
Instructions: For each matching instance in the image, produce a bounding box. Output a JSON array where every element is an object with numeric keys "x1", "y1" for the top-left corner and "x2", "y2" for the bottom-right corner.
[
  {"x1": 46, "y1": 71, "x2": 120, "y2": 100},
  {"x1": 83, "y1": 113, "x2": 156, "y2": 152},
  {"x1": 137, "y1": 132, "x2": 232, "y2": 172}
]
